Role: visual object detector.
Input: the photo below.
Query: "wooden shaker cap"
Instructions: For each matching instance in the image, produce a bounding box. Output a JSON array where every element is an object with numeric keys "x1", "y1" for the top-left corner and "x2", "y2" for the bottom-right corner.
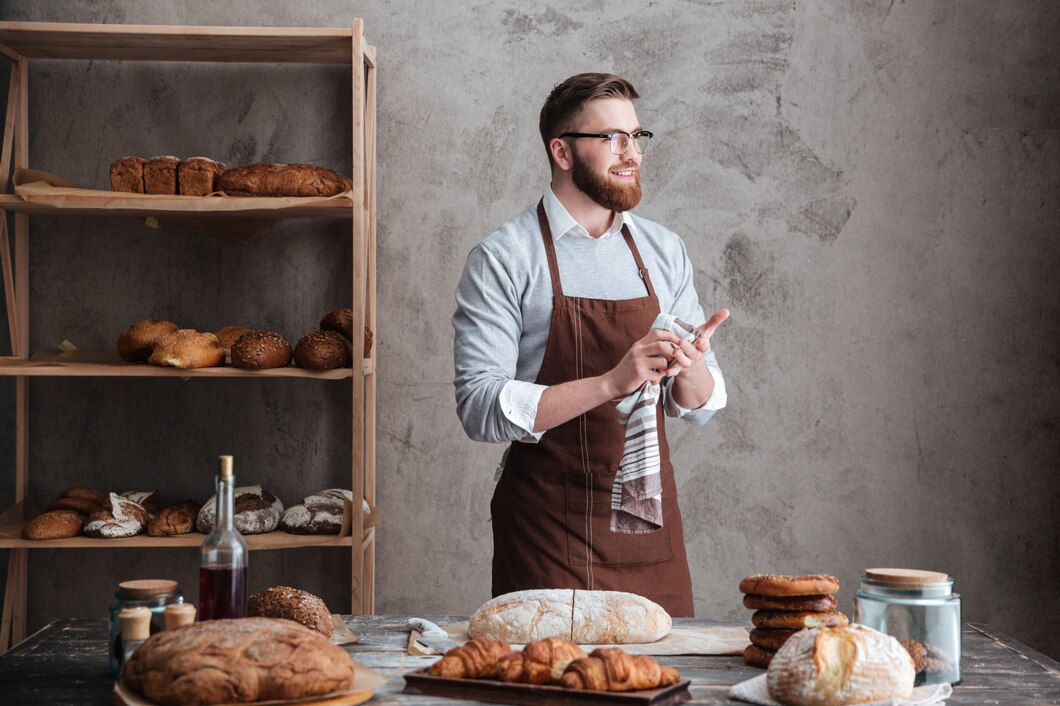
[
  {"x1": 118, "y1": 579, "x2": 178, "y2": 596},
  {"x1": 865, "y1": 568, "x2": 949, "y2": 586},
  {"x1": 164, "y1": 602, "x2": 197, "y2": 629},
  {"x1": 118, "y1": 606, "x2": 152, "y2": 640}
]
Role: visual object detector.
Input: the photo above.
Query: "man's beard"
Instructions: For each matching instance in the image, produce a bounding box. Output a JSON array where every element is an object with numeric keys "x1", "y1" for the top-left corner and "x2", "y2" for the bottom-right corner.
[{"x1": 571, "y1": 153, "x2": 642, "y2": 212}]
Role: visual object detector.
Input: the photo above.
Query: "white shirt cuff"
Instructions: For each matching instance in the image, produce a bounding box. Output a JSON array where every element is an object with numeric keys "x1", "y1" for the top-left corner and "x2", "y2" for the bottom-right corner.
[
  {"x1": 664, "y1": 356, "x2": 727, "y2": 422},
  {"x1": 499, "y1": 379, "x2": 547, "y2": 442}
]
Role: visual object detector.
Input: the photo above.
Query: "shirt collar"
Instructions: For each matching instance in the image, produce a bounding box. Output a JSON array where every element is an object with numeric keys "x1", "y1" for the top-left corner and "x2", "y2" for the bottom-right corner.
[{"x1": 543, "y1": 187, "x2": 633, "y2": 241}]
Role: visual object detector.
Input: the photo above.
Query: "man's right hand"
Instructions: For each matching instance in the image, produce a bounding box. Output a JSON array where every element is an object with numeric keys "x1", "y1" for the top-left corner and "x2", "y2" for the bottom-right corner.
[{"x1": 603, "y1": 329, "x2": 683, "y2": 398}]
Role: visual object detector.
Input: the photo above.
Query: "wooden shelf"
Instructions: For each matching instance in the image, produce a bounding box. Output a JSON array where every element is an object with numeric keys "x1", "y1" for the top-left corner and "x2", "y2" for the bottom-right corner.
[
  {"x1": 0, "y1": 351, "x2": 373, "y2": 378},
  {"x1": 0, "y1": 194, "x2": 355, "y2": 220},
  {"x1": 0, "y1": 22, "x2": 375, "y2": 65},
  {"x1": 0, "y1": 528, "x2": 367, "y2": 550}
]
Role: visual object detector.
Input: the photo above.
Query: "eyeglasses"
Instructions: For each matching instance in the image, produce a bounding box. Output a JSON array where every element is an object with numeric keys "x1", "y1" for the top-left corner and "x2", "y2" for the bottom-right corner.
[{"x1": 559, "y1": 130, "x2": 654, "y2": 155}]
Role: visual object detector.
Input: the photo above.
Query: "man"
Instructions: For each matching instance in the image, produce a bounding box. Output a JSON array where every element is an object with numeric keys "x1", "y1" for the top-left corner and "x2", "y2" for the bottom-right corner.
[{"x1": 452, "y1": 73, "x2": 729, "y2": 616}]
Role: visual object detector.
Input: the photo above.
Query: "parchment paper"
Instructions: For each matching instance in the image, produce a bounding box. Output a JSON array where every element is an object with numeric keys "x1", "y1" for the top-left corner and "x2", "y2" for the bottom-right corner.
[{"x1": 441, "y1": 622, "x2": 749, "y2": 656}]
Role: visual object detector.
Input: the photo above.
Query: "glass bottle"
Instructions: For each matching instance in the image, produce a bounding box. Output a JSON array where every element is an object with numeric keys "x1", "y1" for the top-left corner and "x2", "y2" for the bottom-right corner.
[{"x1": 198, "y1": 454, "x2": 248, "y2": 620}]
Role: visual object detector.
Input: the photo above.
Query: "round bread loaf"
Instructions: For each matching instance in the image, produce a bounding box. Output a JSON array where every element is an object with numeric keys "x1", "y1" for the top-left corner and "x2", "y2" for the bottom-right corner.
[
  {"x1": 213, "y1": 326, "x2": 254, "y2": 364},
  {"x1": 147, "y1": 500, "x2": 201, "y2": 536},
  {"x1": 739, "y1": 574, "x2": 840, "y2": 597},
  {"x1": 469, "y1": 589, "x2": 671, "y2": 644},
  {"x1": 117, "y1": 318, "x2": 178, "y2": 362},
  {"x1": 59, "y1": 485, "x2": 108, "y2": 506},
  {"x1": 743, "y1": 594, "x2": 837, "y2": 612},
  {"x1": 231, "y1": 330, "x2": 292, "y2": 370},
  {"x1": 320, "y1": 308, "x2": 353, "y2": 340},
  {"x1": 196, "y1": 485, "x2": 284, "y2": 535},
  {"x1": 280, "y1": 488, "x2": 352, "y2": 535},
  {"x1": 121, "y1": 490, "x2": 161, "y2": 517},
  {"x1": 85, "y1": 492, "x2": 148, "y2": 538},
  {"x1": 122, "y1": 617, "x2": 354, "y2": 705},
  {"x1": 148, "y1": 329, "x2": 223, "y2": 369},
  {"x1": 22, "y1": 510, "x2": 86, "y2": 540},
  {"x1": 293, "y1": 330, "x2": 351, "y2": 370},
  {"x1": 247, "y1": 586, "x2": 333, "y2": 637},
  {"x1": 750, "y1": 627, "x2": 800, "y2": 651},
  {"x1": 766, "y1": 625, "x2": 915, "y2": 706},
  {"x1": 752, "y1": 611, "x2": 849, "y2": 630},
  {"x1": 744, "y1": 643, "x2": 776, "y2": 669},
  {"x1": 47, "y1": 495, "x2": 100, "y2": 515}
]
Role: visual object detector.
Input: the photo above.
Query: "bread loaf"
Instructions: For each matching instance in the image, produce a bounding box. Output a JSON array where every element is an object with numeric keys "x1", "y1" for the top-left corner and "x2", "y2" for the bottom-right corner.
[
  {"x1": 122, "y1": 617, "x2": 354, "y2": 705},
  {"x1": 280, "y1": 488, "x2": 351, "y2": 534},
  {"x1": 219, "y1": 163, "x2": 352, "y2": 197},
  {"x1": 247, "y1": 586, "x2": 333, "y2": 637},
  {"x1": 144, "y1": 155, "x2": 180, "y2": 195},
  {"x1": 148, "y1": 329, "x2": 224, "y2": 369},
  {"x1": 293, "y1": 330, "x2": 351, "y2": 370},
  {"x1": 766, "y1": 625, "x2": 915, "y2": 706},
  {"x1": 196, "y1": 484, "x2": 284, "y2": 535},
  {"x1": 117, "y1": 318, "x2": 179, "y2": 363},
  {"x1": 468, "y1": 589, "x2": 671, "y2": 644},
  {"x1": 147, "y1": 500, "x2": 201, "y2": 536},
  {"x1": 84, "y1": 492, "x2": 148, "y2": 538},
  {"x1": 178, "y1": 156, "x2": 227, "y2": 196},
  {"x1": 110, "y1": 157, "x2": 145, "y2": 193},
  {"x1": 22, "y1": 509, "x2": 86, "y2": 540}
]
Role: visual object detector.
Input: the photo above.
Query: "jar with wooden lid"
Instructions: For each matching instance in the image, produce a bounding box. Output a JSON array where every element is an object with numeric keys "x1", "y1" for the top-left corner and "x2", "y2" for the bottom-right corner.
[
  {"x1": 107, "y1": 579, "x2": 182, "y2": 679},
  {"x1": 853, "y1": 568, "x2": 961, "y2": 685}
]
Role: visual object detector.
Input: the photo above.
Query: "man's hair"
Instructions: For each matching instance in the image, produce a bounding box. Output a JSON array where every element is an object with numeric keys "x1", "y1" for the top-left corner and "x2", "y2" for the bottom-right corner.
[{"x1": 539, "y1": 73, "x2": 639, "y2": 167}]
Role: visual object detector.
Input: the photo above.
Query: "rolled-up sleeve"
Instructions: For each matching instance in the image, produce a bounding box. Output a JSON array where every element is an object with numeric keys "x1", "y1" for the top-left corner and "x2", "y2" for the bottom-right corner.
[{"x1": 453, "y1": 244, "x2": 545, "y2": 443}]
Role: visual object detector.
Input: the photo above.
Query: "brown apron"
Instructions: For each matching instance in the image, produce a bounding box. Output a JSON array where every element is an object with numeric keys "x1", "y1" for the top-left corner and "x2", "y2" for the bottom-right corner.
[{"x1": 490, "y1": 202, "x2": 694, "y2": 616}]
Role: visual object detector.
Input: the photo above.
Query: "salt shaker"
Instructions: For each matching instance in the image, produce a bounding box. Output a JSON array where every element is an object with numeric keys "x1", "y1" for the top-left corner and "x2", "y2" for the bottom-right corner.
[{"x1": 117, "y1": 606, "x2": 152, "y2": 679}]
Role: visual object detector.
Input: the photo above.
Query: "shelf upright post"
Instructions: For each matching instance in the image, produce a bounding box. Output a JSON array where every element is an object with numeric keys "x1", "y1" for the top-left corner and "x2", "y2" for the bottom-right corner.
[{"x1": 363, "y1": 33, "x2": 378, "y2": 616}]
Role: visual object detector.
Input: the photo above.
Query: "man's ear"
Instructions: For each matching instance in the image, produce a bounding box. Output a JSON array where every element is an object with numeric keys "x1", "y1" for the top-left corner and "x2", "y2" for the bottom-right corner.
[{"x1": 549, "y1": 137, "x2": 574, "y2": 172}]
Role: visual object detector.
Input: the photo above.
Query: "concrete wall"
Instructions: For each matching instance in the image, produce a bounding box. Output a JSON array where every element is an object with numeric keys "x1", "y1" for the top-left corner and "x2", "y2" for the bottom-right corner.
[{"x1": 1, "y1": 0, "x2": 1057, "y2": 659}]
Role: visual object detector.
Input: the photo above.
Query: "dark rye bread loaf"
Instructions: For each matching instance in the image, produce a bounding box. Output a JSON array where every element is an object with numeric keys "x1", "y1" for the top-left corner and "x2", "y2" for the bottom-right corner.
[
  {"x1": 247, "y1": 586, "x2": 334, "y2": 637},
  {"x1": 122, "y1": 617, "x2": 354, "y2": 705},
  {"x1": 196, "y1": 485, "x2": 283, "y2": 535},
  {"x1": 280, "y1": 488, "x2": 351, "y2": 535}
]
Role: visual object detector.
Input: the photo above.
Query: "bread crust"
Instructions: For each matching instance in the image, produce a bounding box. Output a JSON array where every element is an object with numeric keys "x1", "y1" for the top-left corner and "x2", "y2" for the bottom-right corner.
[
  {"x1": 750, "y1": 627, "x2": 800, "y2": 651},
  {"x1": 247, "y1": 586, "x2": 333, "y2": 637},
  {"x1": 84, "y1": 492, "x2": 147, "y2": 538},
  {"x1": 122, "y1": 617, "x2": 353, "y2": 704},
  {"x1": 117, "y1": 319, "x2": 178, "y2": 363},
  {"x1": 144, "y1": 155, "x2": 180, "y2": 195},
  {"x1": 766, "y1": 625, "x2": 915, "y2": 706},
  {"x1": 47, "y1": 495, "x2": 100, "y2": 515},
  {"x1": 280, "y1": 488, "x2": 351, "y2": 535},
  {"x1": 59, "y1": 485, "x2": 108, "y2": 506},
  {"x1": 110, "y1": 157, "x2": 144, "y2": 193},
  {"x1": 739, "y1": 574, "x2": 840, "y2": 597},
  {"x1": 219, "y1": 163, "x2": 352, "y2": 197},
  {"x1": 230, "y1": 330, "x2": 292, "y2": 370},
  {"x1": 147, "y1": 500, "x2": 201, "y2": 536},
  {"x1": 294, "y1": 330, "x2": 351, "y2": 370},
  {"x1": 196, "y1": 484, "x2": 284, "y2": 535},
  {"x1": 22, "y1": 509, "x2": 86, "y2": 540},
  {"x1": 752, "y1": 611, "x2": 849, "y2": 630},
  {"x1": 213, "y1": 326, "x2": 254, "y2": 364},
  {"x1": 743, "y1": 594, "x2": 837, "y2": 612},
  {"x1": 148, "y1": 329, "x2": 223, "y2": 369},
  {"x1": 744, "y1": 643, "x2": 775, "y2": 669},
  {"x1": 178, "y1": 156, "x2": 227, "y2": 196}
]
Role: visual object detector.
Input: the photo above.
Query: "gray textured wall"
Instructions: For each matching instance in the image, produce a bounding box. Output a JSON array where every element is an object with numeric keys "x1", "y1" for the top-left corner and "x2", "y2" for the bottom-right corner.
[{"x1": 1, "y1": 0, "x2": 1058, "y2": 660}]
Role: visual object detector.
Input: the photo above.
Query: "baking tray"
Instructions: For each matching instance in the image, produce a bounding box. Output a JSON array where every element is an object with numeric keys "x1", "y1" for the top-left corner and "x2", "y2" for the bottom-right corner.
[{"x1": 402, "y1": 668, "x2": 691, "y2": 706}]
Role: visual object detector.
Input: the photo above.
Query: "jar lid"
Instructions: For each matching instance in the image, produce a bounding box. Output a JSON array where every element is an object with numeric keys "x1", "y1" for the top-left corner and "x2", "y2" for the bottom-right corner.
[
  {"x1": 865, "y1": 568, "x2": 949, "y2": 586},
  {"x1": 119, "y1": 579, "x2": 178, "y2": 596}
]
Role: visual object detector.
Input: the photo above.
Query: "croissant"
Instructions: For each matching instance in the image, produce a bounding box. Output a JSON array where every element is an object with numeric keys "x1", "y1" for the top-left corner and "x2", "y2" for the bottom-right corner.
[
  {"x1": 497, "y1": 637, "x2": 588, "y2": 684},
  {"x1": 560, "y1": 647, "x2": 681, "y2": 691},
  {"x1": 428, "y1": 638, "x2": 513, "y2": 679}
]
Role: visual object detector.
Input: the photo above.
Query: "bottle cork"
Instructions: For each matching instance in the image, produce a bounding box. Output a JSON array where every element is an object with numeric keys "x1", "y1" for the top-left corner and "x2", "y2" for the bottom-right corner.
[
  {"x1": 219, "y1": 455, "x2": 234, "y2": 481},
  {"x1": 164, "y1": 603, "x2": 197, "y2": 630},
  {"x1": 118, "y1": 606, "x2": 152, "y2": 641}
]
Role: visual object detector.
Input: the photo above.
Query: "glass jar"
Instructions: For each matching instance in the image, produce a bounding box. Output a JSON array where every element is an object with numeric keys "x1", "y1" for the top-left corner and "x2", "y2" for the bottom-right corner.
[
  {"x1": 853, "y1": 568, "x2": 960, "y2": 685},
  {"x1": 107, "y1": 579, "x2": 182, "y2": 678}
]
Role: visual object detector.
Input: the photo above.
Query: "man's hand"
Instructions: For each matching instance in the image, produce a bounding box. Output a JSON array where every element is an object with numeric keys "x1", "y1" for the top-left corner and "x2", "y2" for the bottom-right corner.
[
  {"x1": 602, "y1": 329, "x2": 684, "y2": 398},
  {"x1": 666, "y1": 308, "x2": 731, "y2": 376}
]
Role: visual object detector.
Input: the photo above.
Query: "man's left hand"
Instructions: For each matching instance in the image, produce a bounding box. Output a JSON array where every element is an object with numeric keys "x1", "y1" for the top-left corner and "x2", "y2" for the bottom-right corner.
[{"x1": 666, "y1": 308, "x2": 730, "y2": 376}]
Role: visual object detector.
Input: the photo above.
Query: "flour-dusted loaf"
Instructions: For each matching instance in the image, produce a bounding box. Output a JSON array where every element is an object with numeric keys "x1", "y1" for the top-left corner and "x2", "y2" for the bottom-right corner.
[
  {"x1": 196, "y1": 484, "x2": 284, "y2": 535},
  {"x1": 84, "y1": 492, "x2": 148, "y2": 538},
  {"x1": 247, "y1": 586, "x2": 333, "y2": 637},
  {"x1": 468, "y1": 589, "x2": 671, "y2": 644},
  {"x1": 122, "y1": 617, "x2": 354, "y2": 705},
  {"x1": 280, "y1": 488, "x2": 351, "y2": 534},
  {"x1": 766, "y1": 625, "x2": 915, "y2": 706}
]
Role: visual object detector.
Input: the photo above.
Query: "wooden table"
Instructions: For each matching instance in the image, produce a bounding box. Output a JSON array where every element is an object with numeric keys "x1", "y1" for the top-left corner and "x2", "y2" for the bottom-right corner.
[{"x1": 0, "y1": 616, "x2": 1058, "y2": 705}]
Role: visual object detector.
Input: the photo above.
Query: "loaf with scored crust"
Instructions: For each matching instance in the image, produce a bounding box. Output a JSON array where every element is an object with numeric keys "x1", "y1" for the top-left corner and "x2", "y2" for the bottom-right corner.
[
  {"x1": 468, "y1": 589, "x2": 671, "y2": 644},
  {"x1": 219, "y1": 163, "x2": 352, "y2": 197}
]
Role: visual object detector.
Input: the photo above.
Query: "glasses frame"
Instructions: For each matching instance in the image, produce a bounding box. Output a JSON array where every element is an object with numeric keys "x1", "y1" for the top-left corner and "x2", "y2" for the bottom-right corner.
[{"x1": 559, "y1": 130, "x2": 654, "y2": 155}]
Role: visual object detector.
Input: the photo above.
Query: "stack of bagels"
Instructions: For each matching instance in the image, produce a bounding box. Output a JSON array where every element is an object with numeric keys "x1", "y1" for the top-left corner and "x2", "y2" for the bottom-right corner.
[{"x1": 739, "y1": 573, "x2": 847, "y2": 668}]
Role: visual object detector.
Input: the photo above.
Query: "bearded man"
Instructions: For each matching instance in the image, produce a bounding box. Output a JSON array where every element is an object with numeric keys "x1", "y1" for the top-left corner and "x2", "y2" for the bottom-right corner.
[{"x1": 452, "y1": 73, "x2": 729, "y2": 615}]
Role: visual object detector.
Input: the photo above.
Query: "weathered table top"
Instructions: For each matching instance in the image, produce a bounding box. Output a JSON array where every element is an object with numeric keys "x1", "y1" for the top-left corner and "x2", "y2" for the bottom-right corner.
[{"x1": 0, "y1": 616, "x2": 1058, "y2": 705}]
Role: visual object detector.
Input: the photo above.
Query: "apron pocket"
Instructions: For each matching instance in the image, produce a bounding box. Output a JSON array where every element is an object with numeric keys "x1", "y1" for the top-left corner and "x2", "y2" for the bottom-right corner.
[{"x1": 564, "y1": 469, "x2": 673, "y2": 568}]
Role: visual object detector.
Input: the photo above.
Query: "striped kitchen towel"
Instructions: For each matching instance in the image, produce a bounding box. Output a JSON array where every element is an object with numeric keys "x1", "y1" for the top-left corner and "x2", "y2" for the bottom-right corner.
[{"x1": 611, "y1": 313, "x2": 700, "y2": 533}]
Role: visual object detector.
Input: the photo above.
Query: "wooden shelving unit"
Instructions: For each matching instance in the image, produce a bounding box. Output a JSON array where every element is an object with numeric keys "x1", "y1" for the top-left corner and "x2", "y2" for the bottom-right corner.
[{"x1": 0, "y1": 21, "x2": 378, "y2": 650}]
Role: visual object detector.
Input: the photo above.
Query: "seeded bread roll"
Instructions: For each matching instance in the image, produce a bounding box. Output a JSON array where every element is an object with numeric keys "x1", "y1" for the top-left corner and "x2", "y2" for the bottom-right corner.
[
  {"x1": 117, "y1": 319, "x2": 179, "y2": 363},
  {"x1": 230, "y1": 330, "x2": 292, "y2": 370},
  {"x1": 219, "y1": 163, "x2": 352, "y2": 197},
  {"x1": 294, "y1": 330, "x2": 351, "y2": 370},
  {"x1": 148, "y1": 329, "x2": 223, "y2": 369},
  {"x1": 22, "y1": 510, "x2": 86, "y2": 540},
  {"x1": 147, "y1": 500, "x2": 201, "y2": 536},
  {"x1": 320, "y1": 307, "x2": 373, "y2": 358},
  {"x1": 196, "y1": 484, "x2": 284, "y2": 535},
  {"x1": 766, "y1": 625, "x2": 915, "y2": 706},
  {"x1": 247, "y1": 586, "x2": 333, "y2": 637},
  {"x1": 178, "y1": 156, "x2": 227, "y2": 196},
  {"x1": 110, "y1": 157, "x2": 145, "y2": 193},
  {"x1": 469, "y1": 589, "x2": 671, "y2": 644},
  {"x1": 84, "y1": 492, "x2": 147, "y2": 538},
  {"x1": 122, "y1": 617, "x2": 353, "y2": 705},
  {"x1": 144, "y1": 155, "x2": 180, "y2": 195}
]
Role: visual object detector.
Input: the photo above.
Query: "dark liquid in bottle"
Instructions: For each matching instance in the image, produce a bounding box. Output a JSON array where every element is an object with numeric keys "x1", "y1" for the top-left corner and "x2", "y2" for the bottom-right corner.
[{"x1": 198, "y1": 565, "x2": 247, "y2": 620}]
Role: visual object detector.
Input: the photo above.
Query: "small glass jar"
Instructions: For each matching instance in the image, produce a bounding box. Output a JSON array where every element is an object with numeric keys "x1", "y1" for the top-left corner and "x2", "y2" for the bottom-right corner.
[
  {"x1": 107, "y1": 579, "x2": 182, "y2": 678},
  {"x1": 853, "y1": 568, "x2": 960, "y2": 685}
]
